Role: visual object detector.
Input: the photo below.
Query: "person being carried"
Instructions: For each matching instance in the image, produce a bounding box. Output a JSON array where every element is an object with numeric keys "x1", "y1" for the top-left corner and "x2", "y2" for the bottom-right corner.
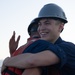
[{"x1": 1, "y1": 19, "x2": 41, "y2": 75}]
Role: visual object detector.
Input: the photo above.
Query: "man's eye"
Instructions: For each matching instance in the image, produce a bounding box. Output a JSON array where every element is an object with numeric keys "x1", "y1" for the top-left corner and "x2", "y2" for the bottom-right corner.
[
  {"x1": 38, "y1": 24, "x2": 41, "y2": 26},
  {"x1": 45, "y1": 22, "x2": 50, "y2": 25}
]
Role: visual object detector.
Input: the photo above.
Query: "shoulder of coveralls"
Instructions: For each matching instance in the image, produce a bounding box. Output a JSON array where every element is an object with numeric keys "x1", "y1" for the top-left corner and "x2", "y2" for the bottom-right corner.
[
  {"x1": 22, "y1": 39, "x2": 51, "y2": 53},
  {"x1": 57, "y1": 41, "x2": 75, "y2": 68},
  {"x1": 28, "y1": 39, "x2": 51, "y2": 45},
  {"x1": 46, "y1": 38, "x2": 75, "y2": 68},
  {"x1": 29, "y1": 39, "x2": 52, "y2": 48}
]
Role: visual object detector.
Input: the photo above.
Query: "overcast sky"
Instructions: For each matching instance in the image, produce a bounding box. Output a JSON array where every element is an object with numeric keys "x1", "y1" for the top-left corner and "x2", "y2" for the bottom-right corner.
[{"x1": 0, "y1": 0, "x2": 75, "y2": 60}]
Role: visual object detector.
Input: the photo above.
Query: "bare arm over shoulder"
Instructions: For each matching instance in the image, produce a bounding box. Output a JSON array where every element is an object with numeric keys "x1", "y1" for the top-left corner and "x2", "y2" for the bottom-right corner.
[{"x1": 4, "y1": 50, "x2": 59, "y2": 69}]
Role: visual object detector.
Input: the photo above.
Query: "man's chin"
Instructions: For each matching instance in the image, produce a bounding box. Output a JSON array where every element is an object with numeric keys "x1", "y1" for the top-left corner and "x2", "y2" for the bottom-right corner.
[{"x1": 41, "y1": 38, "x2": 48, "y2": 41}]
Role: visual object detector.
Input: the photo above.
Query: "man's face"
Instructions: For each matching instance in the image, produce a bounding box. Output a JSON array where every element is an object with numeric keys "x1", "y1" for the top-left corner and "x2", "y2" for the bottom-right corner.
[{"x1": 38, "y1": 18, "x2": 64, "y2": 43}]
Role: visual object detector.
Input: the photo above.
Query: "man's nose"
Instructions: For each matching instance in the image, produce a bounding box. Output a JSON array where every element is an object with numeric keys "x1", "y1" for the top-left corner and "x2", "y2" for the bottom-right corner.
[{"x1": 40, "y1": 24, "x2": 46, "y2": 30}]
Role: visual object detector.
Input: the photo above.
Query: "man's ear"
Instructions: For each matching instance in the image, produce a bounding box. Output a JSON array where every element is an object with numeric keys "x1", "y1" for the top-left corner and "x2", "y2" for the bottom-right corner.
[{"x1": 59, "y1": 23, "x2": 64, "y2": 32}]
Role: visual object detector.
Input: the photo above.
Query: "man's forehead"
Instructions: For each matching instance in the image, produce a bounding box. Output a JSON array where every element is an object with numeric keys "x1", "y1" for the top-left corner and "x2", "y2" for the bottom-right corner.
[{"x1": 38, "y1": 18, "x2": 55, "y2": 23}]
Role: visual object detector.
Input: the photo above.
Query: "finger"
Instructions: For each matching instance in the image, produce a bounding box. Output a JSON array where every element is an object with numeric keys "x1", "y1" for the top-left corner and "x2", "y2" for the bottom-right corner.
[
  {"x1": 16, "y1": 35, "x2": 20, "y2": 43},
  {"x1": 10, "y1": 31, "x2": 15, "y2": 40},
  {"x1": 12, "y1": 31, "x2": 15, "y2": 39},
  {"x1": 9, "y1": 31, "x2": 15, "y2": 44}
]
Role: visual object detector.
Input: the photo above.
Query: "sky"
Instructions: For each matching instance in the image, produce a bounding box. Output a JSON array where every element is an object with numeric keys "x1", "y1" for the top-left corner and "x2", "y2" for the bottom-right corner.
[{"x1": 0, "y1": 0, "x2": 75, "y2": 60}]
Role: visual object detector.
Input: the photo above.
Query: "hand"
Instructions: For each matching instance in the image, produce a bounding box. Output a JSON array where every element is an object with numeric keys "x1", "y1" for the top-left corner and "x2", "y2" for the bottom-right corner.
[
  {"x1": 1, "y1": 57, "x2": 10, "y2": 73},
  {"x1": 9, "y1": 31, "x2": 20, "y2": 55},
  {"x1": 1, "y1": 64, "x2": 6, "y2": 73},
  {"x1": 3, "y1": 57, "x2": 10, "y2": 64}
]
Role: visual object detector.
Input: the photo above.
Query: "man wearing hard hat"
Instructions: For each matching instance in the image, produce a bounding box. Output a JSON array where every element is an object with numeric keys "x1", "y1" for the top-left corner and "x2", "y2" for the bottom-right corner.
[{"x1": 2, "y1": 3, "x2": 75, "y2": 75}]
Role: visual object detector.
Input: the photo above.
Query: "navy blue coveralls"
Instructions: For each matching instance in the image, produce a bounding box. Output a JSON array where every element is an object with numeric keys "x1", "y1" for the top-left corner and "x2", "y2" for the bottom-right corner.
[{"x1": 23, "y1": 37, "x2": 75, "y2": 75}]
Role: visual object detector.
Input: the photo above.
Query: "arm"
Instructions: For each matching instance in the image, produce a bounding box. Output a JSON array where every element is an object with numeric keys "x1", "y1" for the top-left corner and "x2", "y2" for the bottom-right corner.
[
  {"x1": 22, "y1": 68, "x2": 41, "y2": 75},
  {"x1": 4, "y1": 50, "x2": 59, "y2": 69}
]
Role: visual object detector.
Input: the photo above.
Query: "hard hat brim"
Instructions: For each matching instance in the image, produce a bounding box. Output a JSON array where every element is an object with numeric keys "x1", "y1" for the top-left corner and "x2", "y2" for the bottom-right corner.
[{"x1": 34, "y1": 17, "x2": 68, "y2": 23}]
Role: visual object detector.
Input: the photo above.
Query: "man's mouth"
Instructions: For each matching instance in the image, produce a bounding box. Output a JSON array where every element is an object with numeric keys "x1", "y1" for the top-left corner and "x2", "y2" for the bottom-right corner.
[{"x1": 40, "y1": 32, "x2": 49, "y2": 37}]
